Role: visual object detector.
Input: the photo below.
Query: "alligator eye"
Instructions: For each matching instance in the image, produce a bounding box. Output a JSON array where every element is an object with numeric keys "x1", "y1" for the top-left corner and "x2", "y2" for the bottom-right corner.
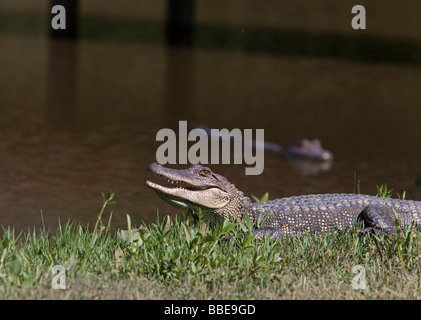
[
  {"x1": 197, "y1": 168, "x2": 219, "y2": 181},
  {"x1": 198, "y1": 168, "x2": 213, "y2": 177}
]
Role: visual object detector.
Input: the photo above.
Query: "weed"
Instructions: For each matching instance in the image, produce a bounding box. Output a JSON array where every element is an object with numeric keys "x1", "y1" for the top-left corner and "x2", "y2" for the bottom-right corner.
[
  {"x1": 93, "y1": 191, "x2": 115, "y2": 233},
  {"x1": 252, "y1": 192, "x2": 269, "y2": 203}
]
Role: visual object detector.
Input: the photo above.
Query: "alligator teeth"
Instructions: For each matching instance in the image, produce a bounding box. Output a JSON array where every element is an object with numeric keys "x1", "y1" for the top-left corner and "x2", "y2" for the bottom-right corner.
[{"x1": 149, "y1": 172, "x2": 207, "y2": 191}]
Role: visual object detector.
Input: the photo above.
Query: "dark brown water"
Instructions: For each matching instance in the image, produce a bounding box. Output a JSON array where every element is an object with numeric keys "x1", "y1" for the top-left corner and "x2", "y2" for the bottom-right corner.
[{"x1": 2, "y1": 3, "x2": 421, "y2": 232}]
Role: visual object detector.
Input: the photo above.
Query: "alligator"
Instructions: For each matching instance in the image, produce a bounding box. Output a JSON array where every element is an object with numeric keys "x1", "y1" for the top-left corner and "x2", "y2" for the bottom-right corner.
[
  {"x1": 187, "y1": 124, "x2": 333, "y2": 161},
  {"x1": 146, "y1": 163, "x2": 421, "y2": 238}
]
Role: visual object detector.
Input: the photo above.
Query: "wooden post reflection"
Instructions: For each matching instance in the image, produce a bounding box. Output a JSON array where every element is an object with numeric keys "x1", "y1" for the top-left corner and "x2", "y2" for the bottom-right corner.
[
  {"x1": 46, "y1": 39, "x2": 77, "y2": 132},
  {"x1": 164, "y1": 0, "x2": 196, "y2": 126},
  {"x1": 47, "y1": 0, "x2": 78, "y2": 131},
  {"x1": 166, "y1": 0, "x2": 195, "y2": 46}
]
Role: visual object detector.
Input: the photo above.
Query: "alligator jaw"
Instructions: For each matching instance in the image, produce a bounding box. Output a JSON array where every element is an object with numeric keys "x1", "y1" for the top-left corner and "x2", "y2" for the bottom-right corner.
[{"x1": 146, "y1": 163, "x2": 230, "y2": 209}]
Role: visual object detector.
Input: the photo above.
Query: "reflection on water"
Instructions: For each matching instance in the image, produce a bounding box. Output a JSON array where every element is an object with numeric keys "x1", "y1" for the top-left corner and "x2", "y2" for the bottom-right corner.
[
  {"x1": 1, "y1": 25, "x2": 421, "y2": 232},
  {"x1": 46, "y1": 40, "x2": 77, "y2": 131}
]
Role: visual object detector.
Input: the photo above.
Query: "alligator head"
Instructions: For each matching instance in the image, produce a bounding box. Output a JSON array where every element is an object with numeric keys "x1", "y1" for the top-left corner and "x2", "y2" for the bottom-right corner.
[
  {"x1": 285, "y1": 139, "x2": 333, "y2": 161},
  {"x1": 146, "y1": 163, "x2": 251, "y2": 222}
]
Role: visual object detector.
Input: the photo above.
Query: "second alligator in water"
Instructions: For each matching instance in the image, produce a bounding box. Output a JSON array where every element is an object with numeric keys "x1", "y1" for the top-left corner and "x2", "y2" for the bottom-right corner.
[
  {"x1": 146, "y1": 163, "x2": 421, "y2": 238},
  {"x1": 187, "y1": 124, "x2": 333, "y2": 161}
]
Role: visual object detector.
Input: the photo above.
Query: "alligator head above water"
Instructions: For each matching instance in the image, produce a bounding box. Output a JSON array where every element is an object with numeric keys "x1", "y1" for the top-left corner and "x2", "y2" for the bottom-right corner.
[
  {"x1": 146, "y1": 162, "x2": 252, "y2": 222},
  {"x1": 285, "y1": 139, "x2": 333, "y2": 161}
]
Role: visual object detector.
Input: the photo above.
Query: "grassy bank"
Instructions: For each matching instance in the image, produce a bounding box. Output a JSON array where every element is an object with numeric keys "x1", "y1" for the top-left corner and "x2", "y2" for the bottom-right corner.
[
  {"x1": 1, "y1": 215, "x2": 420, "y2": 299},
  {"x1": 1, "y1": 191, "x2": 421, "y2": 299}
]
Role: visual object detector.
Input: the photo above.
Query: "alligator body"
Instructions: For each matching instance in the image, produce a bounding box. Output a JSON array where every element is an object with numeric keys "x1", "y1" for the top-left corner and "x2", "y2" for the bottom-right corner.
[
  {"x1": 146, "y1": 163, "x2": 421, "y2": 238},
  {"x1": 187, "y1": 124, "x2": 333, "y2": 161}
]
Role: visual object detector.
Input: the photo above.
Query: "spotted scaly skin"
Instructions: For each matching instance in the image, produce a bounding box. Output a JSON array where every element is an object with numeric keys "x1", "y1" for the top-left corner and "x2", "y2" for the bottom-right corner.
[
  {"x1": 146, "y1": 163, "x2": 421, "y2": 238},
  {"x1": 248, "y1": 194, "x2": 421, "y2": 237}
]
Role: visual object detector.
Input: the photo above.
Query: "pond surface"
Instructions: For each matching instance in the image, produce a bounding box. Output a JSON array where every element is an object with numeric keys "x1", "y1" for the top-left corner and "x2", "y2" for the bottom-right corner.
[{"x1": 1, "y1": 32, "x2": 421, "y2": 232}]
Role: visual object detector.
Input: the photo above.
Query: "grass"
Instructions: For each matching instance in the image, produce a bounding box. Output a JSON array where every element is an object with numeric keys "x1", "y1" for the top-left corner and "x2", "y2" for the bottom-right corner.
[{"x1": 0, "y1": 189, "x2": 421, "y2": 299}]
